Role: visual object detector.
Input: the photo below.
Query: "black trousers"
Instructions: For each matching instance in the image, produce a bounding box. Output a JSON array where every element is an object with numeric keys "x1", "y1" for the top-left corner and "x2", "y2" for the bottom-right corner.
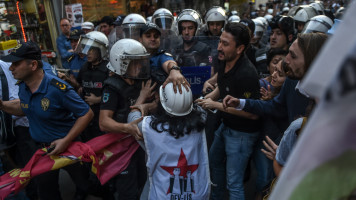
[
  {"x1": 34, "y1": 162, "x2": 91, "y2": 200},
  {"x1": 114, "y1": 147, "x2": 147, "y2": 200}
]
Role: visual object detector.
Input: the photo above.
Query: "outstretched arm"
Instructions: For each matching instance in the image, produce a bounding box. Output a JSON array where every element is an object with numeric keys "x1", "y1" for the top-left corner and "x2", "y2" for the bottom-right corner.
[{"x1": 0, "y1": 99, "x2": 25, "y2": 116}]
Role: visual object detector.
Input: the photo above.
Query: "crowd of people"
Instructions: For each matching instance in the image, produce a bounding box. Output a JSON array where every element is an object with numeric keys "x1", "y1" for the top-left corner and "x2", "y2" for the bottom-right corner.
[{"x1": 0, "y1": 0, "x2": 348, "y2": 199}]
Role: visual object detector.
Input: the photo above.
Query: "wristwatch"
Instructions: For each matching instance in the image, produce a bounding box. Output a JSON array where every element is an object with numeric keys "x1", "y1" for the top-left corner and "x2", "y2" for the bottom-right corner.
[{"x1": 168, "y1": 65, "x2": 181, "y2": 73}]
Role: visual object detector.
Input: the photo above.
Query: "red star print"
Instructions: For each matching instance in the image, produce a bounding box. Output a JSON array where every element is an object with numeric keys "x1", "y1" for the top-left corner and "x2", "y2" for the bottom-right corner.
[{"x1": 161, "y1": 148, "x2": 199, "y2": 194}]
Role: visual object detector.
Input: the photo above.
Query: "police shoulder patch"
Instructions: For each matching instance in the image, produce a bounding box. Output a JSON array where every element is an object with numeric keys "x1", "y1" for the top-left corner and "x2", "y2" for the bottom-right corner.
[
  {"x1": 102, "y1": 93, "x2": 110, "y2": 103},
  {"x1": 50, "y1": 79, "x2": 68, "y2": 91},
  {"x1": 164, "y1": 52, "x2": 173, "y2": 57}
]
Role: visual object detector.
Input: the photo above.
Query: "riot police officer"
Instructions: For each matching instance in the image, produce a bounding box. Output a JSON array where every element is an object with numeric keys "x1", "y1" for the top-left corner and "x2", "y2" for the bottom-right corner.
[
  {"x1": 173, "y1": 9, "x2": 212, "y2": 67},
  {"x1": 75, "y1": 31, "x2": 110, "y2": 142},
  {"x1": 99, "y1": 39, "x2": 152, "y2": 199},
  {"x1": 139, "y1": 22, "x2": 189, "y2": 92}
]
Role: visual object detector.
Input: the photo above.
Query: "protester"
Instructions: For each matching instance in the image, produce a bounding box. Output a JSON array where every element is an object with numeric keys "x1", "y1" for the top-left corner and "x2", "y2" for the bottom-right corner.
[{"x1": 128, "y1": 82, "x2": 210, "y2": 200}]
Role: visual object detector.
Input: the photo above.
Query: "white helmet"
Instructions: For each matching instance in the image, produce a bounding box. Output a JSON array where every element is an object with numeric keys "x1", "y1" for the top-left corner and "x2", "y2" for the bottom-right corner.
[
  {"x1": 282, "y1": 7, "x2": 290, "y2": 13},
  {"x1": 107, "y1": 39, "x2": 150, "y2": 79},
  {"x1": 302, "y1": 15, "x2": 333, "y2": 34},
  {"x1": 204, "y1": 6, "x2": 227, "y2": 23},
  {"x1": 75, "y1": 31, "x2": 109, "y2": 59},
  {"x1": 264, "y1": 14, "x2": 273, "y2": 23},
  {"x1": 309, "y1": 2, "x2": 324, "y2": 14},
  {"x1": 81, "y1": 21, "x2": 94, "y2": 31},
  {"x1": 288, "y1": 6, "x2": 301, "y2": 17},
  {"x1": 159, "y1": 83, "x2": 193, "y2": 116},
  {"x1": 230, "y1": 10, "x2": 239, "y2": 16},
  {"x1": 252, "y1": 18, "x2": 265, "y2": 38},
  {"x1": 176, "y1": 9, "x2": 203, "y2": 35},
  {"x1": 228, "y1": 15, "x2": 240, "y2": 23},
  {"x1": 121, "y1": 13, "x2": 147, "y2": 40},
  {"x1": 146, "y1": 16, "x2": 152, "y2": 23},
  {"x1": 293, "y1": 6, "x2": 318, "y2": 23},
  {"x1": 152, "y1": 8, "x2": 174, "y2": 30},
  {"x1": 256, "y1": 17, "x2": 268, "y2": 29}
]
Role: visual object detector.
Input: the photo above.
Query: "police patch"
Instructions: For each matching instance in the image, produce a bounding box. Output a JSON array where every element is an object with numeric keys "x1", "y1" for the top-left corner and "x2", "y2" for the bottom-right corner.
[
  {"x1": 50, "y1": 79, "x2": 68, "y2": 91},
  {"x1": 41, "y1": 98, "x2": 50, "y2": 111},
  {"x1": 102, "y1": 93, "x2": 110, "y2": 103},
  {"x1": 243, "y1": 92, "x2": 251, "y2": 99}
]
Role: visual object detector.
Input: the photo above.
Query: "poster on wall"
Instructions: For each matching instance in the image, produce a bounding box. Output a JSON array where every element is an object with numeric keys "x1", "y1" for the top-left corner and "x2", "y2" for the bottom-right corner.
[{"x1": 65, "y1": 3, "x2": 83, "y2": 27}]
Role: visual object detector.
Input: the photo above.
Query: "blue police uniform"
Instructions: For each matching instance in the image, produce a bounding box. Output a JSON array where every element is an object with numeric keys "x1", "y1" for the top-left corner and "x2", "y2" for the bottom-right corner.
[
  {"x1": 150, "y1": 50, "x2": 174, "y2": 84},
  {"x1": 67, "y1": 54, "x2": 87, "y2": 78},
  {"x1": 150, "y1": 50, "x2": 174, "y2": 70},
  {"x1": 42, "y1": 60, "x2": 56, "y2": 76},
  {"x1": 56, "y1": 33, "x2": 73, "y2": 69},
  {"x1": 18, "y1": 73, "x2": 89, "y2": 143}
]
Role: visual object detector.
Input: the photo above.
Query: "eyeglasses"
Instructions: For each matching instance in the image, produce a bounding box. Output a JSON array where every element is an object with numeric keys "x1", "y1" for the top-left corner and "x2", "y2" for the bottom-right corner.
[{"x1": 61, "y1": 24, "x2": 70, "y2": 27}]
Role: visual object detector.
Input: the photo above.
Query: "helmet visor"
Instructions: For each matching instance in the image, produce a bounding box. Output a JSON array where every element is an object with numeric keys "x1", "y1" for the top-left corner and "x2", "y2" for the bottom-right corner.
[
  {"x1": 120, "y1": 24, "x2": 145, "y2": 41},
  {"x1": 75, "y1": 36, "x2": 98, "y2": 55},
  {"x1": 154, "y1": 17, "x2": 173, "y2": 30},
  {"x1": 124, "y1": 57, "x2": 151, "y2": 79}
]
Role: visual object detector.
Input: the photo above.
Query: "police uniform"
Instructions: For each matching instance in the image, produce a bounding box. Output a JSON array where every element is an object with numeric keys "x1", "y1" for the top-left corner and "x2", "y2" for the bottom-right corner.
[
  {"x1": 100, "y1": 74, "x2": 146, "y2": 199},
  {"x1": 174, "y1": 41, "x2": 212, "y2": 67},
  {"x1": 66, "y1": 53, "x2": 87, "y2": 78},
  {"x1": 18, "y1": 73, "x2": 90, "y2": 199},
  {"x1": 150, "y1": 50, "x2": 174, "y2": 85},
  {"x1": 77, "y1": 60, "x2": 109, "y2": 141}
]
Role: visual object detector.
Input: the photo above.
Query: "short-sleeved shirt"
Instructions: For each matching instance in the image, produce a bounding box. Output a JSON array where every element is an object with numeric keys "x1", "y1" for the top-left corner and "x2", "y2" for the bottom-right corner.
[
  {"x1": 217, "y1": 54, "x2": 261, "y2": 133},
  {"x1": 18, "y1": 73, "x2": 89, "y2": 143},
  {"x1": 150, "y1": 51, "x2": 174, "y2": 71},
  {"x1": 100, "y1": 75, "x2": 141, "y2": 123},
  {"x1": 275, "y1": 117, "x2": 304, "y2": 166},
  {"x1": 150, "y1": 51, "x2": 173, "y2": 84}
]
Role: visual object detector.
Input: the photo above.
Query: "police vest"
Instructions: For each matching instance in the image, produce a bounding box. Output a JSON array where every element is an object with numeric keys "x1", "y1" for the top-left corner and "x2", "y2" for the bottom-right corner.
[
  {"x1": 142, "y1": 116, "x2": 211, "y2": 200},
  {"x1": 103, "y1": 76, "x2": 140, "y2": 123},
  {"x1": 80, "y1": 61, "x2": 109, "y2": 97}
]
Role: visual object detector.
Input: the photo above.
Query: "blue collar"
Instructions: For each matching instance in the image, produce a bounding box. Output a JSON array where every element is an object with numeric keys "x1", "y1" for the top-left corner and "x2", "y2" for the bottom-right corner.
[{"x1": 25, "y1": 73, "x2": 49, "y2": 94}]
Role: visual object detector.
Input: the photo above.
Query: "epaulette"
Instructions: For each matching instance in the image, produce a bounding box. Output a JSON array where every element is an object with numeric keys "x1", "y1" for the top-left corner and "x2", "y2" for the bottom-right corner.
[
  {"x1": 15, "y1": 80, "x2": 23, "y2": 85},
  {"x1": 50, "y1": 78, "x2": 68, "y2": 91},
  {"x1": 154, "y1": 49, "x2": 165, "y2": 56},
  {"x1": 164, "y1": 52, "x2": 173, "y2": 57}
]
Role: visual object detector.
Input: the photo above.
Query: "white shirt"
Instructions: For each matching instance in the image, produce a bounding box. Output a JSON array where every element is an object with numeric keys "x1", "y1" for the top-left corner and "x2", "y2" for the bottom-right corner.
[{"x1": 0, "y1": 60, "x2": 29, "y2": 127}]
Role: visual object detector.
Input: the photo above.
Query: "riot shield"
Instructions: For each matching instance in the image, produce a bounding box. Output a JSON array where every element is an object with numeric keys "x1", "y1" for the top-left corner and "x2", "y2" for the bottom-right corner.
[{"x1": 168, "y1": 36, "x2": 219, "y2": 96}]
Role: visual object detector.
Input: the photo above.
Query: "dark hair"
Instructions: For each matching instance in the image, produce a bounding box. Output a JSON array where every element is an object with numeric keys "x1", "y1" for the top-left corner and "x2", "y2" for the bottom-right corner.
[
  {"x1": 266, "y1": 48, "x2": 288, "y2": 66},
  {"x1": 297, "y1": 33, "x2": 328, "y2": 73},
  {"x1": 100, "y1": 16, "x2": 114, "y2": 26},
  {"x1": 150, "y1": 104, "x2": 205, "y2": 139},
  {"x1": 224, "y1": 22, "x2": 251, "y2": 52}
]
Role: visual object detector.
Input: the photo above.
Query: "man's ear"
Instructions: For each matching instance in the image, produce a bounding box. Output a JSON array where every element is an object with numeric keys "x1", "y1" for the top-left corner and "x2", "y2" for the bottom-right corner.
[
  {"x1": 236, "y1": 44, "x2": 245, "y2": 55},
  {"x1": 31, "y1": 60, "x2": 39, "y2": 71},
  {"x1": 288, "y1": 34, "x2": 293, "y2": 43}
]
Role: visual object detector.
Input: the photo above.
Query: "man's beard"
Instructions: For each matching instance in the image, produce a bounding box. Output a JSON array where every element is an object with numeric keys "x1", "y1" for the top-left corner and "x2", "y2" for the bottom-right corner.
[{"x1": 284, "y1": 65, "x2": 302, "y2": 80}]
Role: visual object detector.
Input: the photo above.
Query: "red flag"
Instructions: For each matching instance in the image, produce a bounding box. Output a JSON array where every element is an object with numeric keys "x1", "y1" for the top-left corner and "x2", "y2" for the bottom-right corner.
[
  {"x1": 86, "y1": 133, "x2": 139, "y2": 184},
  {"x1": 0, "y1": 133, "x2": 139, "y2": 200},
  {"x1": 0, "y1": 141, "x2": 96, "y2": 199}
]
